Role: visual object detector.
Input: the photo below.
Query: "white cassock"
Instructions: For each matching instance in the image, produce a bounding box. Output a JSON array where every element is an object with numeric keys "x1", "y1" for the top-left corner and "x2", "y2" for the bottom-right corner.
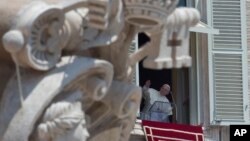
[{"x1": 141, "y1": 88, "x2": 172, "y2": 122}]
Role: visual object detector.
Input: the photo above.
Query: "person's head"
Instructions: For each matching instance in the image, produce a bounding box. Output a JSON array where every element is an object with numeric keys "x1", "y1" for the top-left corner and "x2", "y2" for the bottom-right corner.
[
  {"x1": 145, "y1": 80, "x2": 151, "y2": 87},
  {"x1": 159, "y1": 84, "x2": 171, "y2": 96},
  {"x1": 37, "y1": 101, "x2": 89, "y2": 141}
]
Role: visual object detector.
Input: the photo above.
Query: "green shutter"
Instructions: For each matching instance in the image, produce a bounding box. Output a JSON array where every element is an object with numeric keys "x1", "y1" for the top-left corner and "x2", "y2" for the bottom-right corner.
[{"x1": 208, "y1": 0, "x2": 249, "y2": 125}]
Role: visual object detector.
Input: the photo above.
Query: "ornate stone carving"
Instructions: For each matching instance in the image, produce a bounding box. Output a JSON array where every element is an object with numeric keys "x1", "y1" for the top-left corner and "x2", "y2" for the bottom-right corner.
[
  {"x1": 37, "y1": 101, "x2": 89, "y2": 141},
  {"x1": 124, "y1": 0, "x2": 179, "y2": 30},
  {"x1": 0, "y1": 0, "x2": 200, "y2": 141},
  {"x1": 85, "y1": 81, "x2": 141, "y2": 141},
  {"x1": 0, "y1": 56, "x2": 113, "y2": 141},
  {"x1": 2, "y1": 1, "x2": 65, "y2": 70},
  {"x1": 130, "y1": 8, "x2": 200, "y2": 69}
]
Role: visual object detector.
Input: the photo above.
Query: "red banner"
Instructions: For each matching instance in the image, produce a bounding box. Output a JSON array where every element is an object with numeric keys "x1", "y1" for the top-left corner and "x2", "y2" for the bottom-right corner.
[{"x1": 142, "y1": 120, "x2": 204, "y2": 141}]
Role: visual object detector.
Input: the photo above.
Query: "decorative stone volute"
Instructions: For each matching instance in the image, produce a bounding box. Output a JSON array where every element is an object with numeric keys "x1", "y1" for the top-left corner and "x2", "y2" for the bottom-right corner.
[{"x1": 2, "y1": 1, "x2": 65, "y2": 70}]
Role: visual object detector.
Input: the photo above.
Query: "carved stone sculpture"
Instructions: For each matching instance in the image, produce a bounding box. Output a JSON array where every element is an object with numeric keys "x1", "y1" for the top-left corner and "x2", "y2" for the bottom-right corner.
[
  {"x1": 37, "y1": 101, "x2": 89, "y2": 141},
  {"x1": 0, "y1": 0, "x2": 200, "y2": 141}
]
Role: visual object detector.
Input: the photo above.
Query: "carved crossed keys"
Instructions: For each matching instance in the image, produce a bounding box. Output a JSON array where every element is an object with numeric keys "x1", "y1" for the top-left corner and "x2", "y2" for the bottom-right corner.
[
  {"x1": 143, "y1": 8, "x2": 200, "y2": 69},
  {"x1": 129, "y1": 7, "x2": 200, "y2": 70}
]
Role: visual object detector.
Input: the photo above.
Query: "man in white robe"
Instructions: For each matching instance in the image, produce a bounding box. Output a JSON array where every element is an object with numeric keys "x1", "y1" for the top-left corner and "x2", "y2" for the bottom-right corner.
[{"x1": 141, "y1": 84, "x2": 172, "y2": 122}]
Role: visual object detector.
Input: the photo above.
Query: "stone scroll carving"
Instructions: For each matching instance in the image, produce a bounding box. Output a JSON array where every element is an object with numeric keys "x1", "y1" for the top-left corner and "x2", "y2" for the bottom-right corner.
[
  {"x1": 0, "y1": 0, "x2": 200, "y2": 141},
  {"x1": 2, "y1": 1, "x2": 65, "y2": 70}
]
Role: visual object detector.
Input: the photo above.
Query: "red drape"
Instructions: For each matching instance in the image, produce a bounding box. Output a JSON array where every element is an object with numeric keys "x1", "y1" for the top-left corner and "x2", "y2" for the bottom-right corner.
[{"x1": 142, "y1": 120, "x2": 204, "y2": 141}]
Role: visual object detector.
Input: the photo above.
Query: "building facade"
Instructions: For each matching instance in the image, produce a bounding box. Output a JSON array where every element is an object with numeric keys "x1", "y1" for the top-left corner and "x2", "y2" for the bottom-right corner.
[{"x1": 133, "y1": 0, "x2": 250, "y2": 141}]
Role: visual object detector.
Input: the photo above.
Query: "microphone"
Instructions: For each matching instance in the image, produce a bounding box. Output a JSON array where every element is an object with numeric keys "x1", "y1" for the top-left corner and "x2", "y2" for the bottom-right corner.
[{"x1": 169, "y1": 91, "x2": 177, "y2": 122}]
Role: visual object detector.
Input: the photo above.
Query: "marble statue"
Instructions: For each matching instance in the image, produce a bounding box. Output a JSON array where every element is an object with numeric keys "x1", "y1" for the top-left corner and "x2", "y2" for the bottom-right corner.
[
  {"x1": 37, "y1": 101, "x2": 89, "y2": 141},
  {"x1": 0, "y1": 0, "x2": 200, "y2": 141}
]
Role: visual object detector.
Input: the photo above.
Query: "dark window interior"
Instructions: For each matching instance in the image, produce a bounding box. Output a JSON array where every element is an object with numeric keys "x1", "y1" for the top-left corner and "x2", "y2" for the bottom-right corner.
[
  {"x1": 138, "y1": 33, "x2": 172, "y2": 90},
  {"x1": 138, "y1": 0, "x2": 187, "y2": 89},
  {"x1": 178, "y1": 0, "x2": 187, "y2": 7}
]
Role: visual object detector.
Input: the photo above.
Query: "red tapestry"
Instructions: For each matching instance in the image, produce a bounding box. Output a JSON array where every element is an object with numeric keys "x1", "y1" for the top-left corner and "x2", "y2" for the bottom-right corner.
[{"x1": 142, "y1": 120, "x2": 204, "y2": 141}]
